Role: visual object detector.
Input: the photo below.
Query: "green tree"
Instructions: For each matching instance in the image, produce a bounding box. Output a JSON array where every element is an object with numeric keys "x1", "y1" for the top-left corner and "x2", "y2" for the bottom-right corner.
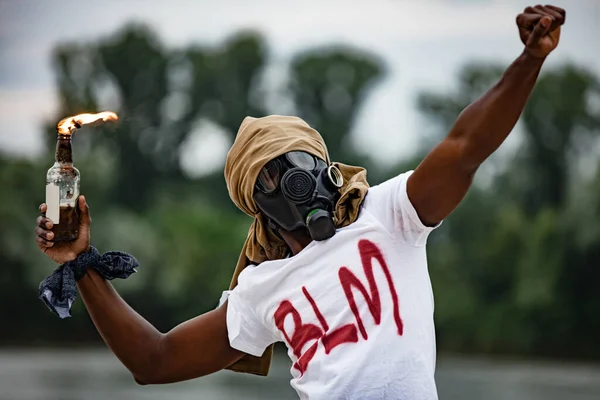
[
  {"x1": 417, "y1": 62, "x2": 600, "y2": 358},
  {"x1": 500, "y1": 66, "x2": 600, "y2": 212},
  {"x1": 2, "y1": 23, "x2": 387, "y2": 344},
  {"x1": 290, "y1": 49, "x2": 384, "y2": 167},
  {"x1": 51, "y1": 25, "x2": 269, "y2": 210}
]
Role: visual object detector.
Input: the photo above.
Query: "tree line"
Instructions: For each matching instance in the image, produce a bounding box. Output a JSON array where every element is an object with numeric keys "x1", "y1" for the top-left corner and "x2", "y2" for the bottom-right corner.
[{"x1": 1, "y1": 23, "x2": 599, "y2": 360}]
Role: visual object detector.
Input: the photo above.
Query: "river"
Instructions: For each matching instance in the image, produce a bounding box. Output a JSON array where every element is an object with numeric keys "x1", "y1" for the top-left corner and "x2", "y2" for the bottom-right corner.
[{"x1": 1, "y1": 349, "x2": 599, "y2": 399}]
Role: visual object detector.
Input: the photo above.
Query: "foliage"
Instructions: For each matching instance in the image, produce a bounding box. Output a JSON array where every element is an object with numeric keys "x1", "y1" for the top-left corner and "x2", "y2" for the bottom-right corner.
[
  {"x1": 419, "y1": 60, "x2": 600, "y2": 359},
  {"x1": 2, "y1": 23, "x2": 600, "y2": 362}
]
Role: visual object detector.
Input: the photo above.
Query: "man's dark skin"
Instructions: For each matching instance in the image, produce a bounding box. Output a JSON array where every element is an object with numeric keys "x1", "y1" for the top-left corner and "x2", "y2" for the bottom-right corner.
[{"x1": 35, "y1": 5, "x2": 566, "y2": 385}]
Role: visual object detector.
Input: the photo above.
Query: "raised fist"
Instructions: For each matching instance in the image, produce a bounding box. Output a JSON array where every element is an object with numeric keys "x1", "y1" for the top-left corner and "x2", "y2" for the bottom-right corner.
[{"x1": 516, "y1": 5, "x2": 566, "y2": 58}]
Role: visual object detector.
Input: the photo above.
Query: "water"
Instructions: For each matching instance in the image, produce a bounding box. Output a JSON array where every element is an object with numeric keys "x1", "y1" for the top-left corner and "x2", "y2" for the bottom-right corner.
[{"x1": 1, "y1": 349, "x2": 599, "y2": 400}]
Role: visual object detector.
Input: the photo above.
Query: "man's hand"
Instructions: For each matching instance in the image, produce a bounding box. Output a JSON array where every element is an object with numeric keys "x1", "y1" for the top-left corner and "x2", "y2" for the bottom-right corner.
[
  {"x1": 36, "y1": 195, "x2": 91, "y2": 265},
  {"x1": 517, "y1": 5, "x2": 566, "y2": 59}
]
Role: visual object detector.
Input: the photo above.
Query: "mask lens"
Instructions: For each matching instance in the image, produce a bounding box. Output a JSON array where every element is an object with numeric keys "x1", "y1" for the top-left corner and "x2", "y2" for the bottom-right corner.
[
  {"x1": 257, "y1": 158, "x2": 281, "y2": 193},
  {"x1": 286, "y1": 151, "x2": 317, "y2": 170}
]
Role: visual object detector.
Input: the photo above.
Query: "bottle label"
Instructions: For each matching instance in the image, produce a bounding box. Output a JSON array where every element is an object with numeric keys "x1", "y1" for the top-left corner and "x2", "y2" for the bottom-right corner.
[{"x1": 46, "y1": 184, "x2": 60, "y2": 224}]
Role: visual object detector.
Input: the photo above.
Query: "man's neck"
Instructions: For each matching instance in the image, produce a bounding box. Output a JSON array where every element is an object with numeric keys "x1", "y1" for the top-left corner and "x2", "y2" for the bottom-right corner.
[{"x1": 280, "y1": 229, "x2": 313, "y2": 256}]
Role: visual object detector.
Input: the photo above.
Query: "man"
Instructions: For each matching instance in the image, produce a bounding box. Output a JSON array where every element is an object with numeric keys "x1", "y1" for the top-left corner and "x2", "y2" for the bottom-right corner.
[{"x1": 35, "y1": 5, "x2": 566, "y2": 399}]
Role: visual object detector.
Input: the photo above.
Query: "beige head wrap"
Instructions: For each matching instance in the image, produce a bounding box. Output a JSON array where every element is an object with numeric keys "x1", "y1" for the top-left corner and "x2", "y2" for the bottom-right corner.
[{"x1": 224, "y1": 115, "x2": 369, "y2": 375}]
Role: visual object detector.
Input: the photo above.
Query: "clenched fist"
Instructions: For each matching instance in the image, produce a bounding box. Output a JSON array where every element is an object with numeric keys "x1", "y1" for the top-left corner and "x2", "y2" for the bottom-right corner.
[
  {"x1": 517, "y1": 5, "x2": 566, "y2": 59},
  {"x1": 36, "y1": 195, "x2": 91, "y2": 265}
]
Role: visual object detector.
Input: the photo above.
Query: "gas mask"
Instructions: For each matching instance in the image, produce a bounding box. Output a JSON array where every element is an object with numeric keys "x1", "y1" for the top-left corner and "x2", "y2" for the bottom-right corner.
[{"x1": 253, "y1": 151, "x2": 344, "y2": 241}]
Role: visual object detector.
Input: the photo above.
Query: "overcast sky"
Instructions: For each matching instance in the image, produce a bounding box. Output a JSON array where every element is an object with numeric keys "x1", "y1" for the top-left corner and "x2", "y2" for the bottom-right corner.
[{"x1": 0, "y1": 0, "x2": 598, "y2": 174}]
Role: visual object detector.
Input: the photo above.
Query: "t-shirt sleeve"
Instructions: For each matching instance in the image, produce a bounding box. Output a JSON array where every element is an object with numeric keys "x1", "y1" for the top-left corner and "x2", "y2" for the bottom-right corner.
[
  {"x1": 362, "y1": 170, "x2": 441, "y2": 247},
  {"x1": 220, "y1": 269, "x2": 279, "y2": 357}
]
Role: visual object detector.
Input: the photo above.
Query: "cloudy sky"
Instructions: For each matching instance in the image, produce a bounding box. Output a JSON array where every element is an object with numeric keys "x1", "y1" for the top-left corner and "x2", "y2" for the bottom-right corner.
[{"x1": 0, "y1": 0, "x2": 598, "y2": 173}]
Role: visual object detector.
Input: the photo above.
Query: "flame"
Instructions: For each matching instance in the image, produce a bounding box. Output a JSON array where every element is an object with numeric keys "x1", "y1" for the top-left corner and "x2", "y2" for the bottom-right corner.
[{"x1": 57, "y1": 111, "x2": 119, "y2": 135}]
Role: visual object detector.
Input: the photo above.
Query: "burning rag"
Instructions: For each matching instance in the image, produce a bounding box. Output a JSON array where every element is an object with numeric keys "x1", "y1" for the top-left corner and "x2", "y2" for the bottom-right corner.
[
  {"x1": 224, "y1": 115, "x2": 370, "y2": 376},
  {"x1": 39, "y1": 246, "x2": 138, "y2": 318}
]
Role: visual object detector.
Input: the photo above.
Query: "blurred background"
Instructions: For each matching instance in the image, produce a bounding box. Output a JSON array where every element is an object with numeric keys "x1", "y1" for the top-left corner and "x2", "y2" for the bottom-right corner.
[{"x1": 1, "y1": 0, "x2": 600, "y2": 399}]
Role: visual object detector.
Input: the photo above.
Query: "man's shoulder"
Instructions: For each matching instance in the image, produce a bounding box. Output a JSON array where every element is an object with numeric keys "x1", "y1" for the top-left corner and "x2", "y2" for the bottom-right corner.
[
  {"x1": 368, "y1": 170, "x2": 413, "y2": 192},
  {"x1": 363, "y1": 170, "x2": 414, "y2": 208},
  {"x1": 235, "y1": 257, "x2": 291, "y2": 285}
]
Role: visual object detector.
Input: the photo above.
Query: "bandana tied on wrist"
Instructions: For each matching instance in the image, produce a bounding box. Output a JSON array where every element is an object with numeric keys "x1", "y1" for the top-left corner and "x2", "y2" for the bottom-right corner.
[{"x1": 39, "y1": 246, "x2": 139, "y2": 319}]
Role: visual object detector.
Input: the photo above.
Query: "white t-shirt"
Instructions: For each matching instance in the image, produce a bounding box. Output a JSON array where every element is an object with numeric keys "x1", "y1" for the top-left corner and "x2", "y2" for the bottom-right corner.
[{"x1": 223, "y1": 171, "x2": 440, "y2": 400}]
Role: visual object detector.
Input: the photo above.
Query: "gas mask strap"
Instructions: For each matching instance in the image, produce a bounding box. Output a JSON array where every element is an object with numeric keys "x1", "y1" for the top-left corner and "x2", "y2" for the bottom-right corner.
[{"x1": 267, "y1": 217, "x2": 284, "y2": 239}]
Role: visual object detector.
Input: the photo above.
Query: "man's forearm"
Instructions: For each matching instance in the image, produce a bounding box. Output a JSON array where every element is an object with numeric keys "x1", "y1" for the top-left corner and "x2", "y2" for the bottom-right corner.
[
  {"x1": 77, "y1": 269, "x2": 162, "y2": 382},
  {"x1": 451, "y1": 51, "x2": 545, "y2": 168}
]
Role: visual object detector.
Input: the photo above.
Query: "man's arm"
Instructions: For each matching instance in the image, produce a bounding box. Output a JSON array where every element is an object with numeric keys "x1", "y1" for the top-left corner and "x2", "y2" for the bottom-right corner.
[
  {"x1": 78, "y1": 270, "x2": 244, "y2": 384},
  {"x1": 36, "y1": 197, "x2": 244, "y2": 385},
  {"x1": 407, "y1": 5, "x2": 566, "y2": 226}
]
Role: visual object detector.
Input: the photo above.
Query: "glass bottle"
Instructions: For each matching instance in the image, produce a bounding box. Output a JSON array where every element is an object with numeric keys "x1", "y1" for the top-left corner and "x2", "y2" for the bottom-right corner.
[{"x1": 45, "y1": 134, "x2": 80, "y2": 241}]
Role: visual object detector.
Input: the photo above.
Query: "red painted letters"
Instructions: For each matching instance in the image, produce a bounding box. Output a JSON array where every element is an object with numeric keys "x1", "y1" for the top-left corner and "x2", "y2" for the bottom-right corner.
[
  {"x1": 273, "y1": 239, "x2": 403, "y2": 375},
  {"x1": 340, "y1": 239, "x2": 404, "y2": 338},
  {"x1": 273, "y1": 300, "x2": 322, "y2": 375},
  {"x1": 303, "y1": 287, "x2": 359, "y2": 355}
]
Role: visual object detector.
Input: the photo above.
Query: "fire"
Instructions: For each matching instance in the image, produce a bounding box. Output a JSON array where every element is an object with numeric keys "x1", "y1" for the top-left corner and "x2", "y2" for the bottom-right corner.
[{"x1": 56, "y1": 111, "x2": 119, "y2": 135}]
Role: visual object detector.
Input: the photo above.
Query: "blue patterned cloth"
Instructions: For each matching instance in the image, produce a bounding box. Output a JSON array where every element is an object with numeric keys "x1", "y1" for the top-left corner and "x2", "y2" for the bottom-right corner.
[{"x1": 38, "y1": 246, "x2": 139, "y2": 319}]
